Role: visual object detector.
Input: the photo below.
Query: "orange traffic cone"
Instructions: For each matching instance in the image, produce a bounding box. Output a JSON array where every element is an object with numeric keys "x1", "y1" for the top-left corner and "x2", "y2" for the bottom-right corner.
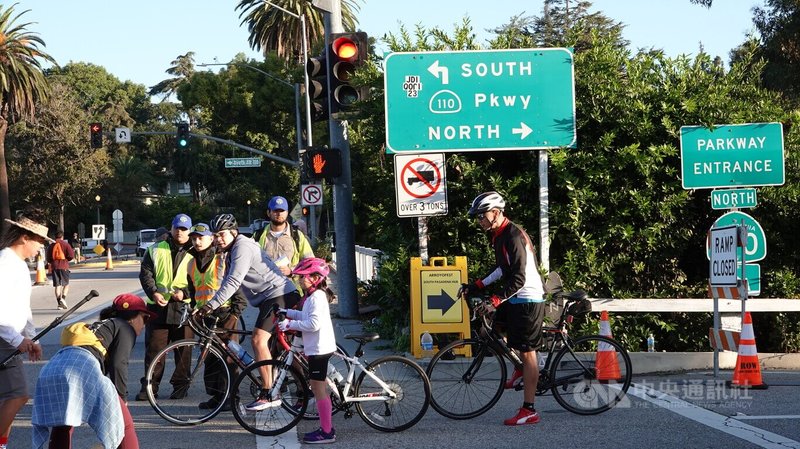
[
  {"x1": 34, "y1": 252, "x2": 47, "y2": 285},
  {"x1": 105, "y1": 247, "x2": 114, "y2": 270},
  {"x1": 728, "y1": 312, "x2": 768, "y2": 389},
  {"x1": 596, "y1": 310, "x2": 621, "y2": 381}
]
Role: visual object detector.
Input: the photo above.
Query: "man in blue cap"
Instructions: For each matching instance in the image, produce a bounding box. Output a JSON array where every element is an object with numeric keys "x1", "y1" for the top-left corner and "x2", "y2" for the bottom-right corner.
[
  {"x1": 253, "y1": 196, "x2": 314, "y2": 278},
  {"x1": 135, "y1": 213, "x2": 195, "y2": 401}
]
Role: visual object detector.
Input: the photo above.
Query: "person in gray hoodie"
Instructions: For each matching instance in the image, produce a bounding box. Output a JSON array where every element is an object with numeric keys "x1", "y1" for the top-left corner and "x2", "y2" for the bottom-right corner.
[{"x1": 198, "y1": 213, "x2": 301, "y2": 411}]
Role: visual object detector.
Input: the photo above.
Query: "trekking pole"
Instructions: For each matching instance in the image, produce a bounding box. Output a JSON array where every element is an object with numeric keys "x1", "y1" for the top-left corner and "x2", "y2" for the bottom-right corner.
[{"x1": 0, "y1": 289, "x2": 100, "y2": 368}]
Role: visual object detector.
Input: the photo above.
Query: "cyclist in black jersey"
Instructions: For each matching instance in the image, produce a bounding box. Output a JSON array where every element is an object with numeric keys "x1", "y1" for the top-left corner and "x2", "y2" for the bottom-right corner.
[{"x1": 461, "y1": 191, "x2": 546, "y2": 426}]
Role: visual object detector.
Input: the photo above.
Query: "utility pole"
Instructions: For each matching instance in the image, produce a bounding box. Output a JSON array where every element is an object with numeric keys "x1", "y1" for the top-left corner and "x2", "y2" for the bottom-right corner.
[{"x1": 316, "y1": 0, "x2": 358, "y2": 318}]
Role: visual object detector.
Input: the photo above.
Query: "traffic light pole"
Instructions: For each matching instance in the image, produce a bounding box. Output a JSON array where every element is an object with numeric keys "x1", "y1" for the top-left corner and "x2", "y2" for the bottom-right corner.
[{"x1": 322, "y1": 1, "x2": 359, "y2": 318}]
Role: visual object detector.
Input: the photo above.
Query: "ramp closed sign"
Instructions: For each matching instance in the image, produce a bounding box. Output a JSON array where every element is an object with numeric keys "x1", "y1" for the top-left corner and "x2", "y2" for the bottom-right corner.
[{"x1": 709, "y1": 225, "x2": 739, "y2": 287}]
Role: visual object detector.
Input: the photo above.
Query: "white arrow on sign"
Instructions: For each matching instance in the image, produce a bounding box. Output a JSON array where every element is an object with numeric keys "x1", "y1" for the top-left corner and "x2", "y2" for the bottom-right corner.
[
  {"x1": 427, "y1": 60, "x2": 449, "y2": 85},
  {"x1": 511, "y1": 122, "x2": 532, "y2": 139},
  {"x1": 115, "y1": 127, "x2": 131, "y2": 143}
]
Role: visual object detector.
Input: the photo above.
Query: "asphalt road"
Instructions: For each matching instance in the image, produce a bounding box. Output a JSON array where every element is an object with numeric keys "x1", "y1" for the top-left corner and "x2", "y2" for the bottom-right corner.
[{"x1": 8, "y1": 263, "x2": 800, "y2": 449}]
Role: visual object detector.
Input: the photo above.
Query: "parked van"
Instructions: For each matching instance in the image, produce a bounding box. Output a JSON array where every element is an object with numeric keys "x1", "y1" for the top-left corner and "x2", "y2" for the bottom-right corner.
[{"x1": 136, "y1": 228, "x2": 158, "y2": 257}]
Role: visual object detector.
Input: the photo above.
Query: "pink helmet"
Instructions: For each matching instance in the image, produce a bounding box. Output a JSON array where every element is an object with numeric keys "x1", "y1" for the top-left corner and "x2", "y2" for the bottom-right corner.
[{"x1": 291, "y1": 257, "x2": 330, "y2": 278}]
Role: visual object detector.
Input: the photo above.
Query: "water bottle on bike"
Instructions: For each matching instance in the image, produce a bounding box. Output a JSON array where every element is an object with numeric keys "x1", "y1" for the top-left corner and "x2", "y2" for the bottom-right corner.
[{"x1": 228, "y1": 340, "x2": 254, "y2": 366}]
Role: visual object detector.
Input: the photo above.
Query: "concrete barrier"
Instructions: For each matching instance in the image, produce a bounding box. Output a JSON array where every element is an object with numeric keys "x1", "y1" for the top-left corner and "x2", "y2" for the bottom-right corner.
[{"x1": 630, "y1": 352, "x2": 800, "y2": 374}]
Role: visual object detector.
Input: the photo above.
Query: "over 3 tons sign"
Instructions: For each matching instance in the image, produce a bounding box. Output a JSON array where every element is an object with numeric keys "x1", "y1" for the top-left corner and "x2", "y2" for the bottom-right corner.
[{"x1": 394, "y1": 153, "x2": 448, "y2": 217}]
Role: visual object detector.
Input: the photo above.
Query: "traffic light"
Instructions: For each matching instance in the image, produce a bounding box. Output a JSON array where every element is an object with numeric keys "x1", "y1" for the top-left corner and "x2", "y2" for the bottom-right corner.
[
  {"x1": 306, "y1": 54, "x2": 329, "y2": 122},
  {"x1": 176, "y1": 123, "x2": 189, "y2": 149},
  {"x1": 328, "y1": 32, "x2": 368, "y2": 119},
  {"x1": 302, "y1": 206, "x2": 309, "y2": 218},
  {"x1": 89, "y1": 122, "x2": 103, "y2": 148},
  {"x1": 304, "y1": 147, "x2": 342, "y2": 179}
]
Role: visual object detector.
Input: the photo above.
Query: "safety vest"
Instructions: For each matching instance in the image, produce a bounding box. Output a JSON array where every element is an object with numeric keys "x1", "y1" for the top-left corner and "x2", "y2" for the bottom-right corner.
[
  {"x1": 187, "y1": 253, "x2": 228, "y2": 309},
  {"x1": 257, "y1": 224, "x2": 313, "y2": 268},
  {"x1": 147, "y1": 241, "x2": 192, "y2": 304}
]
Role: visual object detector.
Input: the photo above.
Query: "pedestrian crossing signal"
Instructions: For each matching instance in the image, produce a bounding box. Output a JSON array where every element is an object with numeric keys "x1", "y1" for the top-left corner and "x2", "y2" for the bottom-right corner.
[{"x1": 304, "y1": 147, "x2": 342, "y2": 179}]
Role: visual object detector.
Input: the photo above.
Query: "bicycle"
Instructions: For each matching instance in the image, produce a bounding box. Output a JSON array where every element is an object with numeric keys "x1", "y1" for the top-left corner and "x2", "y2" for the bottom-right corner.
[
  {"x1": 230, "y1": 309, "x2": 432, "y2": 436},
  {"x1": 426, "y1": 272, "x2": 632, "y2": 419},
  {"x1": 144, "y1": 313, "x2": 254, "y2": 425}
]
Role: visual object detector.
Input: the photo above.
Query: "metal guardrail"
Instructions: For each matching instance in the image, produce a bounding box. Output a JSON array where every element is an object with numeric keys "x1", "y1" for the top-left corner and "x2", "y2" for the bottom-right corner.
[{"x1": 331, "y1": 245, "x2": 384, "y2": 282}]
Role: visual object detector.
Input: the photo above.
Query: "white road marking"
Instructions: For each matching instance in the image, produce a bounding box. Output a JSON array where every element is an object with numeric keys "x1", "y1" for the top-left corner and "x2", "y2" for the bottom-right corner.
[
  {"x1": 256, "y1": 429, "x2": 300, "y2": 449},
  {"x1": 735, "y1": 415, "x2": 800, "y2": 420},
  {"x1": 628, "y1": 383, "x2": 800, "y2": 449}
]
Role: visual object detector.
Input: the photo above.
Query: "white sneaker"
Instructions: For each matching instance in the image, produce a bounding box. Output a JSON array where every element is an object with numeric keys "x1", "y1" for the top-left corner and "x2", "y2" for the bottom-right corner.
[{"x1": 244, "y1": 395, "x2": 281, "y2": 411}]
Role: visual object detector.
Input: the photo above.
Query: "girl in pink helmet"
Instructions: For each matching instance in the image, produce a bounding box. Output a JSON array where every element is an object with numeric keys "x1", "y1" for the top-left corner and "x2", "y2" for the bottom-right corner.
[{"x1": 277, "y1": 258, "x2": 337, "y2": 444}]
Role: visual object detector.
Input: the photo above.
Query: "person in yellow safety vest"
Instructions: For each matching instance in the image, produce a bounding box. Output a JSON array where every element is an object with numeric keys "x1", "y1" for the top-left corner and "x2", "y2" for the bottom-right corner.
[
  {"x1": 254, "y1": 196, "x2": 314, "y2": 289},
  {"x1": 134, "y1": 213, "x2": 195, "y2": 402},
  {"x1": 185, "y1": 223, "x2": 247, "y2": 411}
]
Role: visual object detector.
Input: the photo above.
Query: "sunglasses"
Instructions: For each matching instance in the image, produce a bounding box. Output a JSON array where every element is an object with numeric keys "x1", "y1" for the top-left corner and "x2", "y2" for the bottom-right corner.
[{"x1": 191, "y1": 224, "x2": 209, "y2": 233}]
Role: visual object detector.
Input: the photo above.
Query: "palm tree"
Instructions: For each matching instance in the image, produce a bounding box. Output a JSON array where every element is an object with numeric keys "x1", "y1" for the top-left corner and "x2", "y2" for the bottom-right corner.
[
  {"x1": 236, "y1": 0, "x2": 362, "y2": 63},
  {"x1": 0, "y1": 4, "x2": 55, "y2": 224},
  {"x1": 149, "y1": 51, "x2": 196, "y2": 101}
]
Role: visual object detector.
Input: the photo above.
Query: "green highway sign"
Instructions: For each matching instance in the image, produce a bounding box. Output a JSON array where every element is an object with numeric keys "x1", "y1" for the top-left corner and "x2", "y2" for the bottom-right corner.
[
  {"x1": 706, "y1": 211, "x2": 766, "y2": 262},
  {"x1": 384, "y1": 48, "x2": 576, "y2": 153},
  {"x1": 739, "y1": 263, "x2": 761, "y2": 296},
  {"x1": 711, "y1": 188, "x2": 757, "y2": 210},
  {"x1": 680, "y1": 122, "x2": 785, "y2": 189},
  {"x1": 224, "y1": 157, "x2": 262, "y2": 168}
]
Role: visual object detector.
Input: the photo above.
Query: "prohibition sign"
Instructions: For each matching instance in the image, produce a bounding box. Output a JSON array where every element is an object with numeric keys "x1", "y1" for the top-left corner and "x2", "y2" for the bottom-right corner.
[
  {"x1": 301, "y1": 184, "x2": 323, "y2": 206},
  {"x1": 401, "y1": 157, "x2": 442, "y2": 199}
]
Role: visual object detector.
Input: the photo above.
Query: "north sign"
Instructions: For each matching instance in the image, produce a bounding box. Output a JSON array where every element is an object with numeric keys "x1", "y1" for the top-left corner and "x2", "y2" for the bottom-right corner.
[
  {"x1": 384, "y1": 48, "x2": 577, "y2": 153},
  {"x1": 680, "y1": 122, "x2": 785, "y2": 189}
]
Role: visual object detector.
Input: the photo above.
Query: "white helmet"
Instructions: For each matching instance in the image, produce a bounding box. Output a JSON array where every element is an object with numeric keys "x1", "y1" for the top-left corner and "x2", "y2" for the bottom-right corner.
[{"x1": 468, "y1": 191, "x2": 506, "y2": 216}]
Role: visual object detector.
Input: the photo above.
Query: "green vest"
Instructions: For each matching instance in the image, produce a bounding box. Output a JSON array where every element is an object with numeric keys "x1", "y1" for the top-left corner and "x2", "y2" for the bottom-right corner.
[{"x1": 147, "y1": 241, "x2": 193, "y2": 304}]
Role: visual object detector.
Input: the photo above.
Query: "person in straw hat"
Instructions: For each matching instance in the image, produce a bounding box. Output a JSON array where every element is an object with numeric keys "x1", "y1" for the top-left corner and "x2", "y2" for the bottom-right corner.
[{"x1": 0, "y1": 215, "x2": 53, "y2": 449}]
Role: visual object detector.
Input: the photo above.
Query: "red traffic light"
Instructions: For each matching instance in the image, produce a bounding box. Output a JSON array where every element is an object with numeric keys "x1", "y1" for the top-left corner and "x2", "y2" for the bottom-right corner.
[
  {"x1": 332, "y1": 36, "x2": 358, "y2": 61},
  {"x1": 90, "y1": 123, "x2": 101, "y2": 133}
]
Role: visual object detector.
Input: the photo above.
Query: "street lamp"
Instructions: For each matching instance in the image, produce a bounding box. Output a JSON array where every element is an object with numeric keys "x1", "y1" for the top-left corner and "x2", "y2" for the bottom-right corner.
[
  {"x1": 95, "y1": 195, "x2": 100, "y2": 224},
  {"x1": 247, "y1": 200, "x2": 252, "y2": 225}
]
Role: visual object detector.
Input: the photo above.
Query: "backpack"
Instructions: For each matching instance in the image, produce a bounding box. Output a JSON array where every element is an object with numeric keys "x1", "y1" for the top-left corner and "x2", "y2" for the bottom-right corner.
[{"x1": 52, "y1": 241, "x2": 66, "y2": 260}]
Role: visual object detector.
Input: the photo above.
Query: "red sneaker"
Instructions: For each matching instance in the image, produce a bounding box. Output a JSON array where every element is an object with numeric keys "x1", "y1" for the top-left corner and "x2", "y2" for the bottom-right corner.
[
  {"x1": 503, "y1": 408, "x2": 540, "y2": 426},
  {"x1": 504, "y1": 369, "x2": 523, "y2": 389}
]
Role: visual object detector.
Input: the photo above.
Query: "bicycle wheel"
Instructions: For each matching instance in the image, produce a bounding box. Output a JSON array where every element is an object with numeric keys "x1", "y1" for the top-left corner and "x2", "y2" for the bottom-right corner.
[
  {"x1": 145, "y1": 339, "x2": 231, "y2": 425},
  {"x1": 230, "y1": 360, "x2": 309, "y2": 436},
  {"x1": 354, "y1": 355, "x2": 431, "y2": 432},
  {"x1": 301, "y1": 343, "x2": 351, "y2": 420},
  {"x1": 426, "y1": 339, "x2": 506, "y2": 420},
  {"x1": 550, "y1": 335, "x2": 632, "y2": 415}
]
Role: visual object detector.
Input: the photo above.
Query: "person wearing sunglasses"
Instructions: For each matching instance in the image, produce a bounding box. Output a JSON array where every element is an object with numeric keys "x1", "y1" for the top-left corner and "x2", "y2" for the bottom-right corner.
[
  {"x1": 461, "y1": 191, "x2": 546, "y2": 427},
  {"x1": 31, "y1": 293, "x2": 156, "y2": 449}
]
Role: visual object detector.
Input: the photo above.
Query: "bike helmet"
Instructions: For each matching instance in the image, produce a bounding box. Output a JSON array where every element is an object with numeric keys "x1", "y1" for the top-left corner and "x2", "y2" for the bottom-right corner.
[
  {"x1": 468, "y1": 191, "x2": 506, "y2": 216},
  {"x1": 291, "y1": 257, "x2": 330, "y2": 278},
  {"x1": 210, "y1": 213, "x2": 238, "y2": 233}
]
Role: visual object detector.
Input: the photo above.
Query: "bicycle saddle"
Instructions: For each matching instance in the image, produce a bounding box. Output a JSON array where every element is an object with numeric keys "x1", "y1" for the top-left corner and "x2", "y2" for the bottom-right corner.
[
  {"x1": 344, "y1": 333, "x2": 380, "y2": 344},
  {"x1": 564, "y1": 290, "x2": 588, "y2": 302}
]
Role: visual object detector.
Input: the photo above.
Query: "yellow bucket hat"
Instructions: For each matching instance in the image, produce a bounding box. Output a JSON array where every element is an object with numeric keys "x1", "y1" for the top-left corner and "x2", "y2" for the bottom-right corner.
[{"x1": 60, "y1": 322, "x2": 106, "y2": 357}]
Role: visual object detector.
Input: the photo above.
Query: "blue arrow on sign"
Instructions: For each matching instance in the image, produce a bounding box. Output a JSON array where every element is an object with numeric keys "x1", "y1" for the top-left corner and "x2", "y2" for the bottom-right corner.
[{"x1": 428, "y1": 289, "x2": 457, "y2": 315}]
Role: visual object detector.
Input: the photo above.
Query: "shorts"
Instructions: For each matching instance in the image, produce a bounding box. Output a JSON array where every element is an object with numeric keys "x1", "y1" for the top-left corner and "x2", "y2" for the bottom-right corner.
[
  {"x1": 0, "y1": 344, "x2": 28, "y2": 401},
  {"x1": 494, "y1": 301, "x2": 545, "y2": 353},
  {"x1": 307, "y1": 353, "x2": 333, "y2": 381},
  {"x1": 254, "y1": 291, "x2": 302, "y2": 331},
  {"x1": 52, "y1": 269, "x2": 70, "y2": 287}
]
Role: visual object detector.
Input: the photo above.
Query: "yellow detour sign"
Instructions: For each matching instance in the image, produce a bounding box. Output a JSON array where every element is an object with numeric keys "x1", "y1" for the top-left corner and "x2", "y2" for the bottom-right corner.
[
  {"x1": 421, "y1": 271, "x2": 462, "y2": 322},
  {"x1": 93, "y1": 244, "x2": 105, "y2": 256},
  {"x1": 409, "y1": 256, "x2": 470, "y2": 359}
]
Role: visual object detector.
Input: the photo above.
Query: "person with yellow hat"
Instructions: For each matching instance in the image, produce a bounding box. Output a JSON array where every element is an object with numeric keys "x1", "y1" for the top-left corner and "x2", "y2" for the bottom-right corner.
[
  {"x1": 31, "y1": 293, "x2": 156, "y2": 449},
  {"x1": 0, "y1": 216, "x2": 52, "y2": 449}
]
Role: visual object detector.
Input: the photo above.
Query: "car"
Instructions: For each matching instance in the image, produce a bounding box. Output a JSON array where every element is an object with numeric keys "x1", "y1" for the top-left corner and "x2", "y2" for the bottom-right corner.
[{"x1": 136, "y1": 228, "x2": 158, "y2": 257}]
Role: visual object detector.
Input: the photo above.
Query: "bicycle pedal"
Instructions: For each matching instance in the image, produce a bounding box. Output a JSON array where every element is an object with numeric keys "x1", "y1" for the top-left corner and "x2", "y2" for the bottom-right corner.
[{"x1": 514, "y1": 382, "x2": 525, "y2": 391}]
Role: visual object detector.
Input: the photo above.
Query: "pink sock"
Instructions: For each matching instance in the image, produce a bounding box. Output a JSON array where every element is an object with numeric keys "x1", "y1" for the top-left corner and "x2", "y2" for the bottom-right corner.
[{"x1": 317, "y1": 397, "x2": 333, "y2": 433}]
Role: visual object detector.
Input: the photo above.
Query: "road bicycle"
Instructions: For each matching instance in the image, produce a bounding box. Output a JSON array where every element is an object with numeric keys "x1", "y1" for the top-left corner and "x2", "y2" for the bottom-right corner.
[
  {"x1": 144, "y1": 313, "x2": 255, "y2": 425},
  {"x1": 425, "y1": 272, "x2": 632, "y2": 419},
  {"x1": 230, "y1": 309, "x2": 432, "y2": 436}
]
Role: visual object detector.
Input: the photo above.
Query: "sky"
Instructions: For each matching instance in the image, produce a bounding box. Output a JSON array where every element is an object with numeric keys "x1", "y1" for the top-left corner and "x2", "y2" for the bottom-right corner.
[{"x1": 10, "y1": 0, "x2": 761, "y2": 92}]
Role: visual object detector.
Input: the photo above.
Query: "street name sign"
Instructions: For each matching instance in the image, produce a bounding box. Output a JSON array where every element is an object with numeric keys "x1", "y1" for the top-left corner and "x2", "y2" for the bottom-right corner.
[
  {"x1": 709, "y1": 225, "x2": 738, "y2": 287},
  {"x1": 384, "y1": 48, "x2": 576, "y2": 153},
  {"x1": 680, "y1": 122, "x2": 785, "y2": 189},
  {"x1": 711, "y1": 188, "x2": 757, "y2": 210},
  {"x1": 224, "y1": 157, "x2": 262, "y2": 168}
]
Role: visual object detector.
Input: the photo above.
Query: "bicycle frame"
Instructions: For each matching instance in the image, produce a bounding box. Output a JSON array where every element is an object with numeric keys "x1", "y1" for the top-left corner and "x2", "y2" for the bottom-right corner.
[{"x1": 272, "y1": 317, "x2": 397, "y2": 405}]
